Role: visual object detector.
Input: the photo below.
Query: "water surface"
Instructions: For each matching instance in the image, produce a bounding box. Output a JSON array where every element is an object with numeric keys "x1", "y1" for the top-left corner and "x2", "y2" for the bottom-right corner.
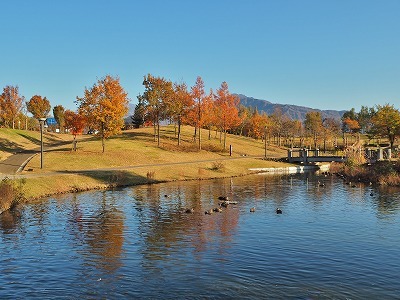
[{"x1": 1, "y1": 173, "x2": 400, "y2": 299}]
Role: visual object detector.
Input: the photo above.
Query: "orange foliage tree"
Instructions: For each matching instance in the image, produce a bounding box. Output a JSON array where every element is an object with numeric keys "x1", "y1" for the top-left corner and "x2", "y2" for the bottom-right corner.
[
  {"x1": 26, "y1": 95, "x2": 51, "y2": 119},
  {"x1": 190, "y1": 76, "x2": 207, "y2": 150},
  {"x1": 250, "y1": 110, "x2": 269, "y2": 140},
  {"x1": 76, "y1": 75, "x2": 129, "y2": 153},
  {"x1": 140, "y1": 74, "x2": 173, "y2": 146},
  {"x1": 202, "y1": 89, "x2": 217, "y2": 140},
  {"x1": 64, "y1": 110, "x2": 86, "y2": 151},
  {"x1": 342, "y1": 117, "x2": 360, "y2": 134},
  {"x1": 0, "y1": 85, "x2": 25, "y2": 128},
  {"x1": 167, "y1": 82, "x2": 194, "y2": 146},
  {"x1": 214, "y1": 82, "x2": 240, "y2": 150}
]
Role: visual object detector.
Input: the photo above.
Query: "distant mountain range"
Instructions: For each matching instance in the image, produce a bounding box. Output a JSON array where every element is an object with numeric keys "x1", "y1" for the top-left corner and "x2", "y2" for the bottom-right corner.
[
  {"x1": 235, "y1": 94, "x2": 346, "y2": 121},
  {"x1": 127, "y1": 94, "x2": 346, "y2": 122}
]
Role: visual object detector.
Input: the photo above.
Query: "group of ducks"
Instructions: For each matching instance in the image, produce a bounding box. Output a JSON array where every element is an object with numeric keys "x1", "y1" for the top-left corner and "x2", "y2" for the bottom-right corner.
[{"x1": 183, "y1": 196, "x2": 283, "y2": 215}]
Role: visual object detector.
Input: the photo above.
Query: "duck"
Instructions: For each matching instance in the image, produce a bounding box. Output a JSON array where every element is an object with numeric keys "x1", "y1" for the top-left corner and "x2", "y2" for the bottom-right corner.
[
  {"x1": 276, "y1": 208, "x2": 282, "y2": 214},
  {"x1": 220, "y1": 201, "x2": 229, "y2": 208},
  {"x1": 185, "y1": 208, "x2": 194, "y2": 214},
  {"x1": 218, "y1": 196, "x2": 229, "y2": 201},
  {"x1": 205, "y1": 209, "x2": 213, "y2": 215},
  {"x1": 250, "y1": 207, "x2": 256, "y2": 213},
  {"x1": 213, "y1": 207, "x2": 223, "y2": 213}
]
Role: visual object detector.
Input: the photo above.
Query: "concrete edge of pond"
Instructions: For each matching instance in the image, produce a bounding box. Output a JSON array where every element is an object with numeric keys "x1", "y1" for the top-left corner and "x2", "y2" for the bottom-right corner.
[{"x1": 249, "y1": 163, "x2": 330, "y2": 174}]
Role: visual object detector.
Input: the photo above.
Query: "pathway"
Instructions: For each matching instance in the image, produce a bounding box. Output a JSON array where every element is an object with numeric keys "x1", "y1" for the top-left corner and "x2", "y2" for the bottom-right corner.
[{"x1": 0, "y1": 150, "x2": 37, "y2": 175}]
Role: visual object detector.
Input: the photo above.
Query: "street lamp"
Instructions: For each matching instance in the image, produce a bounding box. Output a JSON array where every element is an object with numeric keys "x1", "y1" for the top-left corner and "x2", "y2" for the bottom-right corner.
[
  {"x1": 38, "y1": 118, "x2": 46, "y2": 169},
  {"x1": 264, "y1": 126, "x2": 267, "y2": 159}
]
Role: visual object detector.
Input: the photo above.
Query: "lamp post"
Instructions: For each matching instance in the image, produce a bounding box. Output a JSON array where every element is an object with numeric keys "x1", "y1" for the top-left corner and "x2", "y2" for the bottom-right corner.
[
  {"x1": 264, "y1": 126, "x2": 267, "y2": 159},
  {"x1": 39, "y1": 118, "x2": 46, "y2": 169}
]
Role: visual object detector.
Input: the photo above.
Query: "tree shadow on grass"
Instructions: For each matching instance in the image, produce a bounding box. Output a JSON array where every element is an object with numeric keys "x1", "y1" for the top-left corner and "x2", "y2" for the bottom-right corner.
[
  {"x1": 0, "y1": 138, "x2": 26, "y2": 154},
  {"x1": 58, "y1": 169, "x2": 157, "y2": 187}
]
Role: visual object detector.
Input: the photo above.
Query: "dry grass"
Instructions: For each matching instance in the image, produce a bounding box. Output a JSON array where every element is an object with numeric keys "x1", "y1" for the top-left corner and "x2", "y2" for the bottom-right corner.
[{"x1": 2, "y1": 125, "x2": 293, "y2": 201}]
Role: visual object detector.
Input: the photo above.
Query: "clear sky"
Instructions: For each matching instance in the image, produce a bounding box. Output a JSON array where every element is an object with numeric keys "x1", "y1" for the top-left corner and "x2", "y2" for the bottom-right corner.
[{"x1": 1, "y1": 0, "x2": 399, "y2": 113}]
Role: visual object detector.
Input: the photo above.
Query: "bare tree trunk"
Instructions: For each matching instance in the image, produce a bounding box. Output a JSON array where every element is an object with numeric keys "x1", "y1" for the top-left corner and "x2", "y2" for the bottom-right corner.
[
  {"x1": 223, "y1": 130, "x2": 227, "y2": 150},
  {"x1": 177, "y1": 116, "x2": 181, "y2": 146},
  {"x1": 198, "y1": 125, "x2": 201, "y2": 150},
  {"x1": 157, "y1": 121, "x2": 160, "y2": 147}
]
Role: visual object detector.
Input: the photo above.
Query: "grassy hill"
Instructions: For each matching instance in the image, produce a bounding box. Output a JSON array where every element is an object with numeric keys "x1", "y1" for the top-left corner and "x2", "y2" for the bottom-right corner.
[{"x1": 1, "y1": 125, "x2": 292, "y2": 201}]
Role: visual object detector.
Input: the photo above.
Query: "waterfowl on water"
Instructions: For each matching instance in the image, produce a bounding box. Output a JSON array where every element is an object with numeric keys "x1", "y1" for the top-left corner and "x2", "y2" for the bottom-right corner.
[
  {"x1": 318, "y1": 181, "x2": 325, "y2": 187},
  {"x1": 185, "y1": 208, "x2": 194, "y2": 214},
  {"x1": 205, "y1": 209, "x2": 213, "y2": 215},
  {"x1": 250, "y1": 207, "x2": 256, "y2": 213},
  {"x1": 213, "y1": 207, "x2": 223, "y2": 213},
  {"x1": 220, "y1": 201, "x2": 229, "y2": 208},
  {"x1": 276, "y1": 208, "x2": 282, "y2": 214},
  {"x1": 218, "y1": 196, "x2": 229, "y2": 201}
]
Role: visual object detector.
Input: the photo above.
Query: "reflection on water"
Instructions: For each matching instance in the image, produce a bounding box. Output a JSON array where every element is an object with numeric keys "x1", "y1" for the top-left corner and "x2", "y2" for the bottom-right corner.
[{"x1": 1, "y1": 173, "x2": 400, "y2": 299}]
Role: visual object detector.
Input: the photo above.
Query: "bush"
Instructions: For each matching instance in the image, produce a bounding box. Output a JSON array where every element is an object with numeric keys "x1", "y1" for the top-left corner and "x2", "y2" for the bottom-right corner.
[
  {"x1": 0, "y1": 177, "x2": 25, "y2": 213},
  {"x1": 210, "y1": 161, "x2": 225, "y2": 172}
]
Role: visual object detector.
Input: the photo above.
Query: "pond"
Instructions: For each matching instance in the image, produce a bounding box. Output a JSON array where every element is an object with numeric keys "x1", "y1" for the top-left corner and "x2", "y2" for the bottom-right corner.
[{"x1": 1, "y1": 173, "x2": 400, "y2": 299}]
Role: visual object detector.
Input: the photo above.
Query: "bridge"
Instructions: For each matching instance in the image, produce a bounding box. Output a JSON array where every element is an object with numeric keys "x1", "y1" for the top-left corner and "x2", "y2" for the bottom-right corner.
[
  {"x1": 287, "y1": 147, "x2": 393, "y2": 164},
  {"x1": 287, "y1": 149, "x2": 346, "y2": 164}
]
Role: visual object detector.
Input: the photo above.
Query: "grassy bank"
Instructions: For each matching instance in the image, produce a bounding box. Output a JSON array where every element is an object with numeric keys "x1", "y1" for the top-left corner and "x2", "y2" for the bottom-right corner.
[{"x1": 1, "y1": 125, "x2": 293, "y2": 210}]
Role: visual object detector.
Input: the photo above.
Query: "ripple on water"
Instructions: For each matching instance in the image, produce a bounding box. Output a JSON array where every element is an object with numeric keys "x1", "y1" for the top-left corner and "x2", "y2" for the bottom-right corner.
[{"x1": 1, "y1": 174, "x2": 400, "y2": 299}]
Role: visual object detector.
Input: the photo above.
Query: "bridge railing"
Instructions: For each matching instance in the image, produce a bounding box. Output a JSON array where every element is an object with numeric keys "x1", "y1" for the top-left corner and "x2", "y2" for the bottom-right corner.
[{"x1": 288, "y1": 147, "x2": 393, "y2": 164}]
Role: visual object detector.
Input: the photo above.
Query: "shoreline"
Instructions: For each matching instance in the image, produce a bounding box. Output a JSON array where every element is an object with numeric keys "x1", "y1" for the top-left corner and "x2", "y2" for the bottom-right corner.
[{"x1": 1, "y1": 162, "x2": 329, "y2": 214}]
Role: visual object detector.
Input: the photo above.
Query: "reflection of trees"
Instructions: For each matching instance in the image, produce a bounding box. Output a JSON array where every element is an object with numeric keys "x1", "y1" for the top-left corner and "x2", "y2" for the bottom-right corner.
[
  {"x1": 0, "y1": 208, "x2": 22, "y2": 236},
  {"x1": 374, "y1": 187, "x2": 400, "y2": 217},
  {"x1": 83, "y1": 191, "x2": 125, "y2": 273},
  {"x1": 67, "y1": 194, "x2": 85, "y2": 244},
  {"x1": 130, "y1": 180, "x2": 241, "y2": 266}
]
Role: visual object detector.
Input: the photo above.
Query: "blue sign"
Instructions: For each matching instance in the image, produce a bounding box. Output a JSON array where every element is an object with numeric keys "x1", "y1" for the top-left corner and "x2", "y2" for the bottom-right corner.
[{"x1": 46, "y1": 117, "x2": 57, "y2": 125}]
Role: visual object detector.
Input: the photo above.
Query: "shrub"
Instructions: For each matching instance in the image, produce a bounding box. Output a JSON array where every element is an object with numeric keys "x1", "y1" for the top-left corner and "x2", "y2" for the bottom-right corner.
[
  {"x1": 0, "y1": 177, "x2": 25, "y2": 213},
  {"x1": 146, "y1": 171, "x2": 155, "y2": 180},
  {"x1": 210, "y1": 161, "x2": 225, "y2": 172}
]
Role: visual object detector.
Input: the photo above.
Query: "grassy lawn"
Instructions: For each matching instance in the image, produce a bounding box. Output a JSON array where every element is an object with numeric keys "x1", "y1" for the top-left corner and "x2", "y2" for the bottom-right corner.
[{"x1": 10, "y1": 125, "x2": 291, "y2": 200}]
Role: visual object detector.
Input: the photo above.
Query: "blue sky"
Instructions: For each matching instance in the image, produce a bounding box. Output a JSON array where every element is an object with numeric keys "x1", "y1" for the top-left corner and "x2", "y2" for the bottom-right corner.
[{"x1": 1, "y1": 0, "x2": 399, "y2": 113}]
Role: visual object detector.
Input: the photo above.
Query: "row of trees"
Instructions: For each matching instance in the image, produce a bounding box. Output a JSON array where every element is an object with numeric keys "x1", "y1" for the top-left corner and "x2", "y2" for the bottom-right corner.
[
  {"x1": 342, "y1": 104, "x2": 400, "y2": 148},
  {"x1": 2, "y1": 75, "x2": 400, "y2": 153},
  {"x1": 135, "y1": 75, "x2": 241, "y2": 150},
  {"x1": 134, "y1": 74, "x2": 345, "y2": 151},
  {"x1": 0, "y1": 76, "x2": 129, "y2": 152}
]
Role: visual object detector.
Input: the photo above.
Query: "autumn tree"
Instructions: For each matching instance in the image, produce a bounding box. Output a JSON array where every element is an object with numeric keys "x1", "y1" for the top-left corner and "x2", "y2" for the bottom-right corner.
[
  {"x1": 26, "y1": 95, "x2": 51, "y2": 119},
  {"x1": 322, "y1": 117, "x2": 341, "y2": 152},
  {"x1": 64, "y1": 110, "x2": 86, "y2": 151},
  {"x1": 304, "y1": 111, "x2": 323, "y2": 149},
  {"x1": 342, "y1": 118, "x2": 360, "y2": 134},
  {"x1": 53, "y1": 105, "x2": 65, "y2": 132},
  {"x1": 76, "y1": 75, "x2": 129, "y2": 153},
  {"x1": 270, "y1": 108, "x2": 285, "y2": 146},
  {"x1": 236, "y1": 105, "x2": 252, "y2": 137},
  {"x1": 0, "y1": 85, "x2": 25, "y2": 128},
  {"x1": 202, "y1": 89, "x2": 217, "y2": 140},
  {"x1": 140, "y1": 74, "x2": 173, "y2": 146},
  {"x1": 190, "y1": 76, "x2": 207, "y2": 150},
  {"x1": 214, "y1": 81, "x2": 240, "y2": 150},
  {"x1": 167, "y1": 82, "x2": 194, "y2": 146},
  {"x1": 370, "y1": 104, "x2": 400, "y2": 149},
  {"x1": 250, "y1": 110, "x2": 269, "y2": 140}
]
